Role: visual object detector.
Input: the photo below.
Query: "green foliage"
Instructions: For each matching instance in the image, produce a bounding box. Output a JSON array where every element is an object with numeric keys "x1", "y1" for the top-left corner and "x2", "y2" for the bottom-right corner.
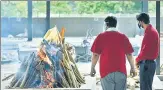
[
  {"x1": 161, "y1": 2, "x2": 163, "y2": 16},
  {"x1": 1, "y1": 1, "x2": 162, "y2": 17},
  {"x1": 33, "y1": 1, "x2": 46, "y2": 17},
  {"x1": 1, "y1": 1, "x2": 27, "y2": 17},
  {"x1": 51, "y1": 1, "x2": 72, "y2": 14},
  {"x1": 148, "y1": 1, "x2": 156, "y2": 16}
]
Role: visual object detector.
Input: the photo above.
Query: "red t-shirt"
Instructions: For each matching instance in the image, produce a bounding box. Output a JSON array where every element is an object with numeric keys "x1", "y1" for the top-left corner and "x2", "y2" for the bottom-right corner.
[
  {"x1": 91, "y1": 31, "x2": 134, "y2": 78},
  {"x1": 136, "y1": 24, "x2": 159, "y2": 63}
]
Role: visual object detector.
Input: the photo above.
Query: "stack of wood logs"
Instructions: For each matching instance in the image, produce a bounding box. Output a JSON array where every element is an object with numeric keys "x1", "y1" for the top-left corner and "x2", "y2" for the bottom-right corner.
[{"x1": 7, "y1": 27, "x2": 85, "y2": 89}]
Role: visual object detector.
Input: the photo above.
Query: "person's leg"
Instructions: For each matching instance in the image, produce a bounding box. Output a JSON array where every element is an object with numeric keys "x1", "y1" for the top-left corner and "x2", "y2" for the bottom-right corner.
[
  {"x1": 139, "y1": 61, "x2": 156, "y2": 90},
  {"x1": 100, "y1": 72, "x2": 115, "y2": 90},
  {"x1": 147, "y1": 61, "x2": 156, "y2": 90},
  {"x1": 139, "y1": 62, "x2": 147, "y2": 90},
  {"x1": 114, "y1": 72, "x2": 127, "y2": 90}
]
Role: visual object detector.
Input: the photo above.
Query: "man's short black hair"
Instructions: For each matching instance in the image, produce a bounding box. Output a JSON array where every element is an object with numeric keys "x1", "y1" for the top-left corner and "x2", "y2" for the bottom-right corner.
[
  {"x1": 104, "y1": 16, "x2": 117, "y2": 28},
  {"x1": 136, "y1": 13, "x2": 150, "y2": 24}
]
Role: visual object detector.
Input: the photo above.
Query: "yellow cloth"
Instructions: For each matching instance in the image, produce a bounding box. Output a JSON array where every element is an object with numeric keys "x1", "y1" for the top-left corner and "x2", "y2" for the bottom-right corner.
[{"x1": 43, "y1": 26, "x2": 60, "y2": 44}]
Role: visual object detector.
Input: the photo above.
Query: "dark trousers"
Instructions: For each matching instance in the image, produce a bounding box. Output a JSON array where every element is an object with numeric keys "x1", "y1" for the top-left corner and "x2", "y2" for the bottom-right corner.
[{"x1": 139, "y1": 60, "x2": 156, "y2": 90}]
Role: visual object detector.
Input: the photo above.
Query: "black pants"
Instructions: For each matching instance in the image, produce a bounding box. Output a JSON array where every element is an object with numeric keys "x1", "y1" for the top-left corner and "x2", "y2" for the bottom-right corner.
[{"x1": 139, "y1": 60, "x2": 156, "y2": 90}]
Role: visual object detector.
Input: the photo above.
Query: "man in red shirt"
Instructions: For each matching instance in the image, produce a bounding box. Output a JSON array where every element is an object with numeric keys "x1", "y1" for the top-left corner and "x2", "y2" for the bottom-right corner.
[
  {"x1": 136, "y1": 13, "x2": 159, "y2": 90},
  {"x1": 90, "y1": 16, "x2": 136, "y2": 90}
]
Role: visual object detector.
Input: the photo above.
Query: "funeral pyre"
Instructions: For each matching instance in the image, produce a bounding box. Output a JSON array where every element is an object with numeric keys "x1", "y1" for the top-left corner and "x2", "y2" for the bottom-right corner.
[{"x1": 7, "y1": 27, "x2": 85, "y2": 88}]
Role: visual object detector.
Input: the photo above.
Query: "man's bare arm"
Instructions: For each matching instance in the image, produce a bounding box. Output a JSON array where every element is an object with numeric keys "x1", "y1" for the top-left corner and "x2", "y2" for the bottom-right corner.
[
  {"x1": 126, "y1": 53, "x2": 137, "y2": 77},
  {"x1": 91, "y1": 53, "x2": 100, "y2": 68},
  {"x1": 90, "y1": 53, "x2": 100, "y2": 76},
  {"x1": 126, "y1": 54, "x2": 135, "y2": 68}
]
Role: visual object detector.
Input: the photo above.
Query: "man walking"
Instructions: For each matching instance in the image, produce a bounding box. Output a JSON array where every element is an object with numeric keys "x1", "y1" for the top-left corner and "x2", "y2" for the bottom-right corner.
[
  {"x1": 136, "y1": 13, "x2": 159, "y2": 90},
  {"x1": 90, "y1": 16, "x2": 136, "y2": 90}
]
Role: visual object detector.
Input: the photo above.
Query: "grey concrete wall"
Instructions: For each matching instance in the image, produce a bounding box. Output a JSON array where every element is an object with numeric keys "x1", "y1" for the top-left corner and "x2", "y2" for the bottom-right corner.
[
  {"x1": 1, "y1": 17, "x2": 163, "y2": 37},
  {"x1": 1, "y1": 18, "x2": 47, "y2": 37},
  {"x1": 50, "y1": 17, "x2": 104, "y2": 37}
]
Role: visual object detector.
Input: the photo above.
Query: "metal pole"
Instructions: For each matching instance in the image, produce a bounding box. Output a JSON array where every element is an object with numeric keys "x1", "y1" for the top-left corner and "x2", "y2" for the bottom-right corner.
[
  {"x1": 28, "y1": 0, "x2": 32, "y2": 41},
  {"x1": 156, "y1": 1, "x2": 160, "y2": 75},
  {"x1": 142, "y1": 0, "x2": 148, "y2": 13},
  {"x1": 46, "y1": 0, "x2": 50, "y2": 32}
]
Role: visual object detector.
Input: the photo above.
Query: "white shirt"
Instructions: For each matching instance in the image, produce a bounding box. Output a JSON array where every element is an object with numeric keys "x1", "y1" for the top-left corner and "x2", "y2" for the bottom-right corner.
[{"x1": 106, "y1": 27, "x2": 119, "y2": 32}]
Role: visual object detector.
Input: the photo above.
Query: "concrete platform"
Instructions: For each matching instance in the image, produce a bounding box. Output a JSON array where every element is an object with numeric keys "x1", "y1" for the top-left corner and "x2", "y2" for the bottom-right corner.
[
  {"x1": 153, "y1": 75, "x2": 163, "y2": 90},
  {"x1": 1, "y1": 37, "x2": 163, "y2": 90},
  {"x1": 158, "y1": 75, "x2": 163, "y2": 81},
  {"x1": 1, "y1": 62, "x2": 96, "y2": 90},
  {"x1": 1, "y1": 61, "x2": 163, "y2": 90}
]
